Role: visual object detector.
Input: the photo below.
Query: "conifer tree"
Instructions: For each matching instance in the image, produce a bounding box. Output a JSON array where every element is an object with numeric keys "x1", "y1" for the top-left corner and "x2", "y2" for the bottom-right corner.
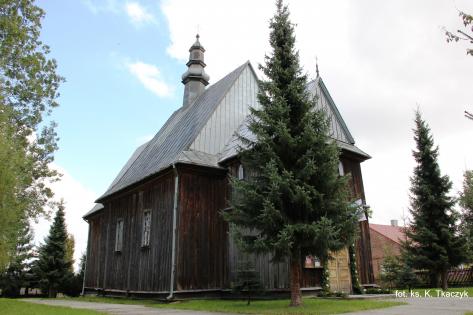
[
  {"x1": 35, "y1": 202, "x2": 72, "y2": 297},
  {"x1": 404, "y1": 111, "x2": 467, "y2": 290},
  {"x1": 460, "y1": 170, "x2": 473, "y2": 260},
  {"x1": 225, "y1": 0, "x2": 359, "y2": 306},
  {"x1": 65, "y1": 234, "x2": 75, "y2": 272},
  {"x1": 232, "y1": 259, "x2": 262, "y2": 305},
  {"x1": 0, "y1": 218, "x2": 35, "y2": 297}
]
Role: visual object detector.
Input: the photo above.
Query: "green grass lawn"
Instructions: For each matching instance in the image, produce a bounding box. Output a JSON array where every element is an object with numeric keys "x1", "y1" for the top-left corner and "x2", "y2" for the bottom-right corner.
[
  {"x1": 152, "y1": 299, "x2": 403, "y2": 315},
  {"x1": 66, "y1": 296, "x2": 403, "y2": 315},
  {"x1": 0, "y1": 298, "x2": 106, "y2": 315}
]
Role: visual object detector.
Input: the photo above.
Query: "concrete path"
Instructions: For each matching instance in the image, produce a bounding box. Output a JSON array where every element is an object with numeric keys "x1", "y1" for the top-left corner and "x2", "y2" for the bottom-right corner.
[
  {"x1": 21, "y1": 299, "x2": 236, "y2": 315},
  {"x1": 345, "y1": 297, "x2": 473, "y2": 315}
]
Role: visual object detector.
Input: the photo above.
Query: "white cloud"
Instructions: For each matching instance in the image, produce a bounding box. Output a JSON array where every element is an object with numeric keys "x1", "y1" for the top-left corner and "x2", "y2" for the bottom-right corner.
[
  {"x1": 33, "y1": 164, "x2": 98, "y2": 271},
  {"x1": 82, "y1": 0, "x2": 119, "y2": 14},
  {"x1": 161, "y1": 0, "x2": 473, "y2": 225},
  {"x1": 125, "y1": 2, "x2": 155, "y2": 26},
  {"x1": 127, "y1": 61, "x2": 172, "y2": 97},
  {"x1": 82, "y1": 0, "x2": 156, "y2": 27}
]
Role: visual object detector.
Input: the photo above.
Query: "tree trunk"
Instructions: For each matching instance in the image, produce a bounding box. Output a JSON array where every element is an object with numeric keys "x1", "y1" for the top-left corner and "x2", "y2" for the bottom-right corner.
[
  {"x1": 429, "y1": 272, "x2": 439, "y2": 288},
  {"x1": 441, "y1": 268, "x2": 448, "y2": 291},
  {"x1": 48, "y1": 288, "x2": 57, "y2": 298},
  {"x1": 289, "y1": 252, "x2": 302, "y2": 307}
]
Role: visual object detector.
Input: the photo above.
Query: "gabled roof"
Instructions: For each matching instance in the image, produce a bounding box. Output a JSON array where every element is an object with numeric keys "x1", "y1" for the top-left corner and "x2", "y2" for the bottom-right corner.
[
  {"x1": 219, "y1": 76, "x2": 370, "y2": 163},
  {"x1": 97, "y1": 62, "x2": 249, "y2": 201},
  {"x1": 370, "y1": 223, "x2": 406, "y2": 245},
  {"x1": 307, "y1": 77, "x2": 355, "y2": 144},
  {"x1": 96, "y1": 62, "x2": 370, "y2": 203}
]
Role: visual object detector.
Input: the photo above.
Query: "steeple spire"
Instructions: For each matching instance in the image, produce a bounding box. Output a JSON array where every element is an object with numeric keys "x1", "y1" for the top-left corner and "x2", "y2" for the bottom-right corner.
[
  {"x1": 181, "y1": 34, "x2": 210, "y2": 107},
  {"x1": 315, "y1": 56, "x2": 319, "y2": 78}
]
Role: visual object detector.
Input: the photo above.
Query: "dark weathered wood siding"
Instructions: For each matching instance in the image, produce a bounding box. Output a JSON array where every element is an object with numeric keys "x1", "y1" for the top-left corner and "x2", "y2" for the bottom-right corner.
[
  {"x1": 175, "y1": 165, "x2": 229, "y2": 291},
  {"x1": 84, "y1": 149, "x2": 373, "y2": 295},
  {"x1": 341, "y1": 153, "x2": 375, "y2": 284},
  {"x1": 356, "y1": 220, "x2": 374, "y2": 284},
  {"x1": 84, "y1": 212, "x2": 106, "y2": 289},
  {"x1": 225, "y1": 160, "x2": 322, "y2": 290},
  {"x1": 84, "y1": 171, "x2": 175, "y2": 293}
]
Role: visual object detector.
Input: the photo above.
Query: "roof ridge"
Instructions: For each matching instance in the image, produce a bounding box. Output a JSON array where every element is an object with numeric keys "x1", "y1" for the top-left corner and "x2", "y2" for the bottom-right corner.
[
  {"x1": 97, "y1": 61, "x2": 251, "y2": 201},
  {"x1": 183, "y1": 61, "x2": 249, "y2": 152},
  {"x1": 316, "y1": 77, "x2": 355, "y2": 144}
]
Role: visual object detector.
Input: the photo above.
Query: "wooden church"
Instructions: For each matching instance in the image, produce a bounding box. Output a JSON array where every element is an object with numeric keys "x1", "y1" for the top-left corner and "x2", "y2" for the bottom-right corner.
[{"x1": 83, "y1": 35, "x2": 374, "y2": 298}]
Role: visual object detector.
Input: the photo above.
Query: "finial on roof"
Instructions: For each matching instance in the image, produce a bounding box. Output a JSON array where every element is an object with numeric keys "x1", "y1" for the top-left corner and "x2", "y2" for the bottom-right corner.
[
  {"x1": 315, "y1": 56, "x2": 320, "y2": 78},
  {"x1": 190, "y1": 33, "x2": 203, "y2": 51},
  {"x1": 182, "y1": 34, "x2": 209, "y2": 107}
]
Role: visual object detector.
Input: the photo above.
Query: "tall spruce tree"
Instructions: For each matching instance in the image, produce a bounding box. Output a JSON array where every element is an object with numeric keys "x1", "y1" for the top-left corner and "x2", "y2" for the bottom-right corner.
[
  {"x1": 0, "y1": 218, "x2": 35, "y2": 297},
  {"x1": 404, "y1": 111, "x2": 467, "y2": 290},
  {"x1": 65, "y1": 234, "x2": 75, "y2": 272},
  {"x1": 224, "y1": 0, "x2": 359, "y2": 306},
  {"x1": 35, "y1": 202, "x2": 72, "y2": 297}
]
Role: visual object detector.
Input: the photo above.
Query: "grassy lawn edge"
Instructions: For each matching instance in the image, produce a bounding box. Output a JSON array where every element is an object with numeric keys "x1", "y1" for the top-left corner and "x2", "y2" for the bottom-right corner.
[
  {"x1": 65, "y1": 296, "x2": 404, "y2": 315},
  {"x1": 0, "y1": 298, "x2": 106, "y2": 315},
  {"x1": 151, "y1": 299, "x2": 404, "y2": 315}
]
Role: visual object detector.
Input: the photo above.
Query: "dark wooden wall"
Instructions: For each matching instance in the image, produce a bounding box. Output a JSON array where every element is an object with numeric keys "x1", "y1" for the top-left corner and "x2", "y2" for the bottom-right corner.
[
  {"x1": 175, "y1": 165, "x2": 229, "y2": 291},
  {"x1": 84, "y1": 171, "x2": 175, "y2": 293},
  {"x1": 84, "y1": 149, "x2": 374, "y2": 295},
  {"x1": 341, "y1": 153, "x2": 375, "y2": 285},
  {"x1": 356, "y1": 220, "x2": 375, "y2": 284},
  {"x1": 225, "y1": 160, "x2": 322, "y2": 290},
  {"x1": 84, "y1": 212, "x2": 106, "y2": 288}
]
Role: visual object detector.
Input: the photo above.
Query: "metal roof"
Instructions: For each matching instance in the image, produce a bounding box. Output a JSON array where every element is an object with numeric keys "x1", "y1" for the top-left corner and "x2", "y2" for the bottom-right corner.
[
  {"x1": 96, "y1": 63, "x2": 370, "y2": 203},
  {"x1": 97, "y1": 62, "x2": 248, "y2": 201},
  {"x1": 83, "y1": 203, "x2": 104, "y2": 219},
  {"x1": 218, "y1": 77, "x2": 370, "y2": 162},
  {"x1": 307, "y1": 77, "x2": 355, "y2": 144},
  {"x1": 218, "y1": 120, "x2": 370, "y2": 163}
]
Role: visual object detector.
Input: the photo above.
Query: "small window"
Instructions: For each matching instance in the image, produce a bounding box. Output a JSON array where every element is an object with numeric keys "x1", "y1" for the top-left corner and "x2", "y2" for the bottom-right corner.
[
  {"x1": 238, "y1": 164, "x2": 245, "y2": 180},
  {"x1": 304, "y1": 255, "x2": 321, "y2": 268},
  {"x1": 115, "y1": 219, "x2": 124, "y2": 252},
  {"x1": 338, "y1": 161, "x2": 344, "y2": 176},
  {"x1": 141, "y1": 210, "x2": 151, "y2": 247}
]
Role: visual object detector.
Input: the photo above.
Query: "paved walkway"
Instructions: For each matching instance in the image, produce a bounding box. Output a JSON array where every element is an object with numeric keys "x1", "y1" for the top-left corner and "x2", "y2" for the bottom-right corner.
[
  {"x1": 21, "y1": 299, "x2": 235, "y2": 315},
  {"x1": 22, "y1": 297, "x2": 473, "y2": 315},
  {"x1": 345, "y1": 297, "x2": 473, "y2": 315}
]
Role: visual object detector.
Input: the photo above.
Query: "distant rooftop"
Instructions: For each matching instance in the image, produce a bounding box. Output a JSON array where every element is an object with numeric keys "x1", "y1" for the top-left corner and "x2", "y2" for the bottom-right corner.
[{"x1": 370, "y1": 223, "x2": 406, "y2": 245}]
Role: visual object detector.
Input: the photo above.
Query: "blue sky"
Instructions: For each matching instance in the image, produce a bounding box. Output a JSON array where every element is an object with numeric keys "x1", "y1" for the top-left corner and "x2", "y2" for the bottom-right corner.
[
  {"x1": 34, "y1": 0, "x2": 473, "y2": 267},
  {"x1": 40, "y1": 0, "x2": 183, "y2": 194}
]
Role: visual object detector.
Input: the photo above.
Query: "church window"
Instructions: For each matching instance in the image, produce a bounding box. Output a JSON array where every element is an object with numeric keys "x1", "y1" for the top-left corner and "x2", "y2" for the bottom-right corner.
[
  {"x1": 338, "y1": 161, "x2": 344, "y2": 176},
  {"x1": 238, "y1": 164, "x2": 245, "y2": 180},
  {"x1": 115, "y1": 219, "x2": 124, "y2": 252},
  {"x1": 142, "y1": 210, "x2": 151, "y2": 247}
]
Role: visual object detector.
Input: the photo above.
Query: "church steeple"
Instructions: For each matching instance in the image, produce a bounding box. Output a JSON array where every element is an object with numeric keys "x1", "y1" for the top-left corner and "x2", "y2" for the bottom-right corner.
[{"x1": 181, "y1": 34, "x2": 210, "y2": 107}]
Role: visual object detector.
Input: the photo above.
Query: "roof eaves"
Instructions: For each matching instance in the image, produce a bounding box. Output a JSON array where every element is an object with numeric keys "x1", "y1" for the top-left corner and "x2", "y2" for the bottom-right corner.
[{"x1": 83, "y1": 203, "x2": 104, "y2": 220}]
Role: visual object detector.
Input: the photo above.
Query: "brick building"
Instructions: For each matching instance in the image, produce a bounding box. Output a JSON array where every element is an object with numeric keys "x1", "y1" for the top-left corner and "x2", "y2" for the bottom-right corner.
[{"x1": 369, "y1": 221, "x2": 406, "y2": 282}]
